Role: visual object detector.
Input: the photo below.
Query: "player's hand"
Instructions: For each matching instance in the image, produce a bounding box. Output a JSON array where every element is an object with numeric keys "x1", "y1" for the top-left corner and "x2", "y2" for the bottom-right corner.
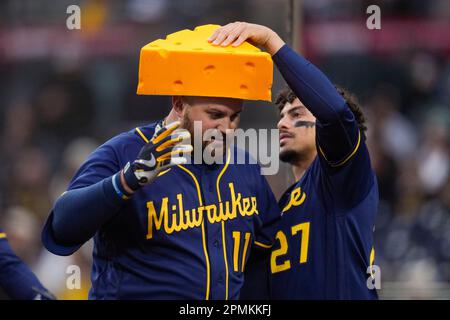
[
  {"x1": 208, "y1": 22, "x2": 285, "y2": 55},
  {"x1": 123, "y1": 121, "x2": 192, "y2": 190}
]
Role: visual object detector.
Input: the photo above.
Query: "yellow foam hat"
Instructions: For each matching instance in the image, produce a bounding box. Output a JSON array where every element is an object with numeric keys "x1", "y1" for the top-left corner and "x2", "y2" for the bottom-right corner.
[{"x1": 137, "y1": 24, "x2": 273, "y2": 101}]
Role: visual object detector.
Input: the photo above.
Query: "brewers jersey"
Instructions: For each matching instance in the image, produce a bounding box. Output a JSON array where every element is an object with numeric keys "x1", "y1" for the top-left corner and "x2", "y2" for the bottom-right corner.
[
  {"x1": 42, "y1": 120, "x2": 280, "y2": 299},
  {"x1": 270, "y1": 131, "x2": 379, "y2": 299}
]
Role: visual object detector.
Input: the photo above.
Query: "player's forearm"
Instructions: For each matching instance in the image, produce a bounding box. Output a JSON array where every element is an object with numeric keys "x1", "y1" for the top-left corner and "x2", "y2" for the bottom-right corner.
[
  {"x1": 273, "y1": 45, "x2": 350, "y2": 123},
  {"x1": 51, "y1": 175, "x2": 124, "y2": 246}
]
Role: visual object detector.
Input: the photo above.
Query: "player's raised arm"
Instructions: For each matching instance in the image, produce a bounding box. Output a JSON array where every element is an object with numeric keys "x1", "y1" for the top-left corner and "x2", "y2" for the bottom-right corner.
[{"x1": 210, "y1": 22, "x2": 359, "y2": 165}]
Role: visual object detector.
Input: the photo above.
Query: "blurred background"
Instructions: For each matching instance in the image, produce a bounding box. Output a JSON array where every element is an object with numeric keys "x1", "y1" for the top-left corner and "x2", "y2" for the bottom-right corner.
[{"x1": 0, "y1": 0, "x2": 449, "y2": 299}]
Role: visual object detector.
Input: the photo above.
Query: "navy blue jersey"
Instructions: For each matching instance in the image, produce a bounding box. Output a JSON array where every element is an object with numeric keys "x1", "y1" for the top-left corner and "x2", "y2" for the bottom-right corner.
[
  {"x1": 42, "y1": 121, "x2": 280, "y2": 300},
  {"x1": 270, "y1": 137, "x2": 378, "y2": 299},
  {"x1": 269, "y1": 45, "x2": 379, "y2": 299},
  {"x1": 0, "y1": 230, "x2": 54, "y2": 300}
]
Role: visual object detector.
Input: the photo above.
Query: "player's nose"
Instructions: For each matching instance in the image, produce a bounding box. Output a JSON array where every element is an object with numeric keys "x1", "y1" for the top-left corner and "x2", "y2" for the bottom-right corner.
[
  {"x1": 217, "y1": 117, "x2": 235, "y2": 132},
  {"x1": 277, "y1": 115, "x2": 290, "y2": 130}
]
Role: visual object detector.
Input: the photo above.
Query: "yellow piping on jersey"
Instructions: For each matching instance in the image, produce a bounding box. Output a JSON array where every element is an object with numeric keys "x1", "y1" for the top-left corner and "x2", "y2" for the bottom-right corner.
[
  {"x1": 216, "y1": 149, "x2": 231, "y2": 202},
  {"x1": 319, "y1": 130, "x2": 361, "y2": 167},
  {"x1": 217, "y1": 149, "x2": 231, "y2": 300},
  {"x1": 370, "y1": 247, "x2": 375, "y2": 266},
  {"x1": 178, "y1": 165, "x2": 203, "y2": 206},
  {"x1": 178, "y1": 164, "x2": 211, "y2": 300},
  {"x1": 254, "y1": 241, "x2": 272, "y2": 249},
  {"x1": 369, "y1": 247, "x2": 375, "y2": 279},
  {"x1": 157, "y1": 168, "x2": 171, "y2": 177},
  {"x1": 135, "y1": 127, "x2": 150, "y2": 143},
  {"x1": 0, "y1": 233, "x2": 7, "y2": 239}
]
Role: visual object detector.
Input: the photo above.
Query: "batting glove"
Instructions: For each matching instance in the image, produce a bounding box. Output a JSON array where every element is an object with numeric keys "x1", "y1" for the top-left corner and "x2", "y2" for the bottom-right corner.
[{"x1": 123, "y1": 121, "x2": 192, "y2": 191}]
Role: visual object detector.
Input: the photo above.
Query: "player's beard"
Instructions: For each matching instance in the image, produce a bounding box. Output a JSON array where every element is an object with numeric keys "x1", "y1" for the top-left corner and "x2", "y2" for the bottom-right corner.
[
  {"x1": 180, "y1": 108, "x2": 195, "y2": 143},
  {"x1": 279, "y1": 148, "x2": 301, "y2": 164},
  {"x1": 180, "y1": 109, "x2": 226, "y2": 159},
  {"x1": 280, "y1": 145, "x2": 316, "y2": 165}
]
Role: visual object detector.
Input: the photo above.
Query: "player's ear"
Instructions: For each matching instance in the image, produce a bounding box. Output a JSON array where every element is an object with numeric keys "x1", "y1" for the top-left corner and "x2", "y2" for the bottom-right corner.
[{"x1": 172, "y1": 96, "x2": 185, "y2": 117}]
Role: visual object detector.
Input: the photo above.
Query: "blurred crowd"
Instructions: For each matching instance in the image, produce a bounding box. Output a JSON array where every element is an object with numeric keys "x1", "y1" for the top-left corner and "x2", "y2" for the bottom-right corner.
[
  {"x1": 366, "y1": 71, "x2": 450, "y2": 297},
  {"x1": 0, "y1": 0, "x2": 449, "y2": 299}
]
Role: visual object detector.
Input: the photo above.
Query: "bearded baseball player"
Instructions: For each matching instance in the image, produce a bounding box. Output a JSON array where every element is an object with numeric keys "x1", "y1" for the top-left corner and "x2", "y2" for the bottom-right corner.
[{"x1": 41, "y1": 26, "x2": 280, "y2": 300}]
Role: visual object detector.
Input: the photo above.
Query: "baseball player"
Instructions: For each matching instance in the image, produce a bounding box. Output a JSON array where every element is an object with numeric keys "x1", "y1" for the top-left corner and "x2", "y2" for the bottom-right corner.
[
  {"x1": 0, "y1": 229, "x2": 55, "y2": 300},
  {"x1": 210, "y1": 22, "x2": 378, "y2": 299},
  {"x1": 41, "y1": 93, "x2": 280, "y2": 298}
]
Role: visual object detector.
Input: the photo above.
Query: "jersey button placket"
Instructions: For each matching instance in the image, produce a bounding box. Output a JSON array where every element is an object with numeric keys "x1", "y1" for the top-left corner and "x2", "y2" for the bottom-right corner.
[{"x1": 202, "y1": 167, "x2": 226, "y2": 300}]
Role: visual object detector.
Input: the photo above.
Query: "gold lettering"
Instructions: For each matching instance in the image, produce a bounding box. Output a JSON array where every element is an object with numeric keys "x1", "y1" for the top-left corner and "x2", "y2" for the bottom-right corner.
[
  {"x1": 192, "y1": 207, "x2": 203, "y2": 227},
  {"x1": 282, "y1": 187, "x2": 306, "y2": 213},
  {"x1": 205, "y1": 204, "x2": 219, "y2": 223},
  {"x1": 242, "y1": 198, "x2": 251, "y2": 216},
  {"x1": 146, "y1": 198, "x2": 168, "y2": 239},
  {"x1": 225, "y1": 200, "x2": 236, "y2": 219},
  {"x1": 229, "y1": 183, "x2": 244, "y2": 217},
  {"x1": 249, "y1": 197, "x2": 259, "y2": 216},
  {"x1": 146, "y1": 184, "x2": 262, "y2": 239}
]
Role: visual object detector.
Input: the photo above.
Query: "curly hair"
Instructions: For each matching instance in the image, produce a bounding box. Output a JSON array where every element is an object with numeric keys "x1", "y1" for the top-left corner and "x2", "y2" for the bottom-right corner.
[{"x1": 275, "y1": 85, "x2": 367, "y2": 140}]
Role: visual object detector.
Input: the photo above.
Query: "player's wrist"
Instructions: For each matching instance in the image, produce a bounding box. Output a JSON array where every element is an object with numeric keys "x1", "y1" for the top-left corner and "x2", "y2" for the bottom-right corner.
[
  {"x1": 121, "y1": 162, "x2": 141, "y2": 193},
  {"x1": 265, "y1": 30, "x2": 285, "y2": 56},
  {"x1": 111, "y1": 171, "x2": 133, "y2": 200},
  {"x1": 120, "y1": 170, "x2": 136, "y2": 194}
]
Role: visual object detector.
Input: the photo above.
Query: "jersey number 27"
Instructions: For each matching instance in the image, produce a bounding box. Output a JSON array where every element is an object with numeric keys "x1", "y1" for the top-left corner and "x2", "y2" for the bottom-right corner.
[{"x1": 270, "y1": 222, "x2": 310, "y2": 274}]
